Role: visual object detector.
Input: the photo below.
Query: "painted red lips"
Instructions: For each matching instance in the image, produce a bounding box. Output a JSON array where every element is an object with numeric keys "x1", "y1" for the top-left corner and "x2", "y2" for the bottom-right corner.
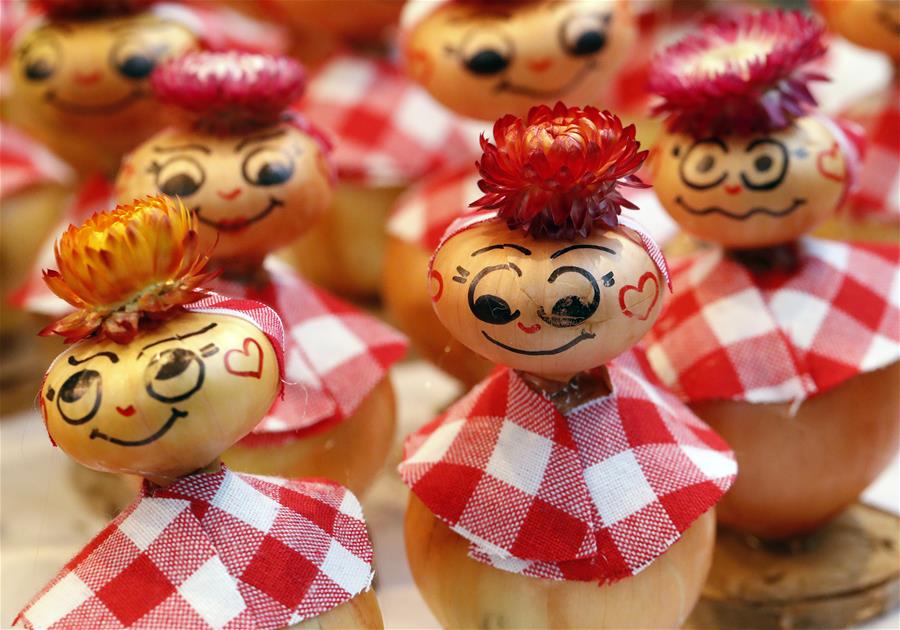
[{"x1": 116, "y1": 405, "x2": 136, "y2": 417}]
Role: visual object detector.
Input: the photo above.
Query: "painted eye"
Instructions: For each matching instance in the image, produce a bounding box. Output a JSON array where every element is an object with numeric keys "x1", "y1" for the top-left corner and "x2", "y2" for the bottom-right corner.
[
  {"x1": 559, "y1": 13, "x2": 609, "y2": 57},
  {"x1": 537, "y1": 266, "x2": 600, "y2": 328},
  {"x1": 154, "y1": 156, "x2": 205, "y2": 197},
  {"x1": 468, "y1": 263, "x2": 521, "y2": 325},
  {"x1": 741, "y1": 138, "x2": 789, "y2": 191},
  {"x1": 458, "y1": 27, "x2": 512, "y2": 76},
  {"x1": 20, "y1": 38, "x2": 61, "y2": 82},
  {"x1": 110, "y1": 37, "x2": 164, "y2": 81},
  {"x1": 680, "y1": 140, "x2": 729, "y2": 190},
  {"x1": 242, "y1": 147, "x2": 295, "y2": 187},
  {"x1": 145, "y1": 348, "x2": 204, "y2": 403},
  {"x1": 57, "y1": 370, "x2": 102, "y2": 425},
  {"x1": 118, "y1": 54, "x2": 155, "y2": 79}
]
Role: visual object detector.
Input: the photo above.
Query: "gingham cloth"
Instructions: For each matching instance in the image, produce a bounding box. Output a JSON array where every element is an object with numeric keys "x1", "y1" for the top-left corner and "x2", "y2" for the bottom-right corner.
[
  {"x1": 399, "y1": 356, "x2": 736, "y2": 583},
  {"x1": 644, "y1": 238, "x2": 900, "y2": 404},
  {"x1": 296, "y1": 53, "x2": 483, "y2": 188},
  {"x1": 842, "y1": 81, "x2": 900, "y2": 221},
  {"x1": 210, "y1": 260, "x2": 407, "y2": 442},
  {"x1": 387, "y1": 167, "x2": 678, "y2": 258},
  {"x1": 15, "y1": 467, "x2": 374, "y2": 629},
  {"x1": 0, "y1": 123, "x2": 73, "y2": 199}
]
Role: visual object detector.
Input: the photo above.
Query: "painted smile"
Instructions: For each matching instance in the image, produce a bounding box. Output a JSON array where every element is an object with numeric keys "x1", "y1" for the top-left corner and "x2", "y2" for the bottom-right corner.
[
  {"x1": 44, "y1": 89, "x2": 144, "y2": 115},
  {"x1": 195, "y1": 197, "x2": 284, "y2": 232},
  {"x1": 675, "y1": 196, "x2": 806, "y2": 220},
  {"x1": 90, "y1": 407, "x2": 186, "y2": 446},
  {"x1": 495, "y1": 59, "x2": 596, "y2": 98},
  {"x1": 482, "y1": 329, "x2": 595, "y2": 356}
]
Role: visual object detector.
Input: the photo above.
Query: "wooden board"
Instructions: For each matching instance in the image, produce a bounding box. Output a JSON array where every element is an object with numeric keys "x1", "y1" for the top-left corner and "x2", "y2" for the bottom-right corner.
[{"x1": 687, "y1": 503, "x2": 900, "y2": 629}]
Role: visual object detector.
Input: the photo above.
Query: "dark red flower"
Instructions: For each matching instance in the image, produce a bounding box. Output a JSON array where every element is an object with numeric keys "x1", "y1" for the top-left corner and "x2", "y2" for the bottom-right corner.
[
  {"x1": 36, "y1": 0, "x2": 156, "y2": 20},
  {"x1": 649, "y1": 10, "x2": 827, "y2": 136},
  {"x1": 152, "y1": 52, "x2": 307, "y2": 133},
  {"x1": 471, "y1": 102, "x2": 648, "y2": 239}
]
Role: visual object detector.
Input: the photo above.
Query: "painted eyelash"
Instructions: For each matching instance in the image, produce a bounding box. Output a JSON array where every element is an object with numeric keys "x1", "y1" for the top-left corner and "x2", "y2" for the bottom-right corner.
[
  {"x1": 602, "y1": 271, "x2": 615, "y2": 287},
  {"x1": 147, "y1": 161, "x2": 161, "y2": 175},
  {"x1": 200, "y1": 343, "x2": 219, "y2": 358},
  {"x1": 453, "y1": 266, "x2": 470, "y2": 283}
]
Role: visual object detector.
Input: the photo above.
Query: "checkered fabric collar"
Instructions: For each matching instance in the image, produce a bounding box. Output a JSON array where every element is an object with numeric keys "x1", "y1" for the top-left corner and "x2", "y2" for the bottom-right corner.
[
  {"x1": 296, "y1": 53, "x2": 482, "y2": 187},
  {"x1": 15, "y1": 467, "x2": 374, "y2": 629},
  {"x1": 211, "y1": 260, "x2": 407, "y2": 440},
  {"x1": 399, "y1": 356, "x2": 736, "y2": 583},
  {"x1": 843, "y1": 81, "x2": 900, "y2": 221},
  {"x1": 0, "y1": 123, "x2": 73, "y2": 199},
  {"x1": 643, "y1": 238, "x2": 900, "y2": 404}
]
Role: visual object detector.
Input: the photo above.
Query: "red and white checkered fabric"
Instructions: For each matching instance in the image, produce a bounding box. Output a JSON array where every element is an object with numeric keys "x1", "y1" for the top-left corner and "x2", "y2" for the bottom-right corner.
[
  {"x1": 386, "y1": 166, "x2": 678, "y2": 252},
  {"x1": 399, "y1": 358, "x2": 736, "y2": 583},
  {"x1": 644, "y1": 238, "x2": 900, "y2": 404},
  {"x1": 0, "y1": 123, "x2": 73, "y2": 199},
  {"x1": 211, "y1": 260, "x2": 407, "y2": 441},
  {"x1": 11, "y1": 175, "x2": 116, "y2": 314},
  {"x1": 15, "y1": 467, "x2": 374, "y2": 629},
  {"x1": 842, "y1": 81, "x2": 900, "y2": 221},
  {"x1": 297, "y1": 53, "x2": 483, "y2": 187}
]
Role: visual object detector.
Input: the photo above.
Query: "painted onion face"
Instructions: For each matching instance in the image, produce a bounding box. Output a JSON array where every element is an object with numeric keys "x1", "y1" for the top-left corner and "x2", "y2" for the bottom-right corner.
[
  {"x1": 42, "y1": 312, "x2": 279, "y2": 480},
  {"x1": 116, "y1": 124, "x2": 333, "y2": 260},
  {"x1": 653, "y1": 116, "x2": 847, "y2": 248},
  {"x1": 11, "y1": 13, "x2": 197, "y2": 166},
  {"x1": 430, "y1": 220, "x2": 664, "y2": 380},
  {"x1": 404, "y1": 0, "x2": 635, "y2": 121}
]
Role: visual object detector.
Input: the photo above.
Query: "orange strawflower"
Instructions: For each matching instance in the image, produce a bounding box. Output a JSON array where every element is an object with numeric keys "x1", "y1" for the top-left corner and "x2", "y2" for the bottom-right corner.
[{"x1": 41, "y1": 195, "x2": 215, "y2": 343}]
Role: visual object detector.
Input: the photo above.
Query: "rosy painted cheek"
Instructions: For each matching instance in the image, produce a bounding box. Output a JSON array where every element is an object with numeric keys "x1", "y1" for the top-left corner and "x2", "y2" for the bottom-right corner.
[
  {"x1": 618, "y1": 271, "x2": 660, "y2": 321},
  {"x1": 429, "y1": 269, "x2": 444, "y2": 302},
  {"x1": 224, "y1": 338, "x2": 264, "y2": 379},
  {"x1": 815, "y1": 141, "x2": 846, "y2": 183}
]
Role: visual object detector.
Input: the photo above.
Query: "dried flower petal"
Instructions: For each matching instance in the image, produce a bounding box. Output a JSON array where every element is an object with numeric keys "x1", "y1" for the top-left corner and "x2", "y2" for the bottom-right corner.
[
  {"x1": 40, "y1": 195, "x2": 216, "y2": 343},
  {"x1": 649, "y1": 10, "x2": 827, "y2": 136},
  {"x1": 471, "y1": 102, "x2": 648, "y2": 239}
]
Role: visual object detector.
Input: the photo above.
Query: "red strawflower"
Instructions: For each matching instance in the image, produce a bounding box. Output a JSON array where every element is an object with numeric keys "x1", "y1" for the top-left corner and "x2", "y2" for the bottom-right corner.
[
  {"x1": 472, "y1": 102, "x2": 648, "y2": 239},
  {"x1": 36, "y1": 0, "x2": 156, "y2": 20},
  {"x1": 152, "y1": 52, "x2": 307, "y2": 134},
  {"x1": 649, "y1": 10, "x2": 827, "y2": 136}
]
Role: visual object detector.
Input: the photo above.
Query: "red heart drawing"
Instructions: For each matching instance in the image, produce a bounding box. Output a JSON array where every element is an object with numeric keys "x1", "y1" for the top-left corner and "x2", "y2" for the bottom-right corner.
[
  {"x1": 224, "y1": 338, "x2": 263, "y2": 379},
  {"x1": 619, "y1": 272, "x2": 660, "y2": 321},
  {"x1": 816, "y1": 142, "x2": 845, "y2": 183}
]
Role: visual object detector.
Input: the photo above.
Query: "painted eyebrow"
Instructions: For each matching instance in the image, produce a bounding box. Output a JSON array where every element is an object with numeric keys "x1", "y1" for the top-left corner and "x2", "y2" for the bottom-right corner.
[
  {"x1": 550, "y1": 244, "x2": 616, "y2": 259},
  {"x1": 695, "y1": 137, "x2": 729, "y2": 151},
  {"x1": 137, "y1": 322, "x2": 218, "y2": 358},
  {"x1": 67, "y1": 351, "x2": 119, "y2": 366},
  {"x1": 471, "y1": 243, "x2": 532, "y2": 256},
  {"x1": 235, "y1": 129, "x2": 286, "y2": 152},
  {"x1": 153, "y1": 144, "x2": 211, "y2": 154}
]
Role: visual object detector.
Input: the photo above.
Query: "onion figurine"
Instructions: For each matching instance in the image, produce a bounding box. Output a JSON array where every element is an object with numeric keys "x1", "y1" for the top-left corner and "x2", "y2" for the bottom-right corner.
[
  {"x1": 383, "y1": 0, "x2": 639, "y2": 385},
  {"x1": 814, "y1": 0, "x2": 900, "y2": 225},
  {"x1": 7, "y1": 0, "x2": 198, "y2": 177},
  {"x1": 14, "y1": 196, "x2": 382, "y2": 629},
  {"x1": 114, "y1": 52, "x2": 407, "y2": 496},
  {"x1": 398, "y1": 104, "x2": 737, "y2": 628},
  {"x1": 644, "y1": 10, "x2": 900, "y2": 538}
]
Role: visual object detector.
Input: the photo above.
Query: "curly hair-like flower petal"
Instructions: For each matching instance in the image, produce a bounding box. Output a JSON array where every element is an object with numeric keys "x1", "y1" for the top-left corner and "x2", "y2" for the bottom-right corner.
[
  {"x1": 152, "y1": 51, "x2": 307, "y2": 133},
  {"x1": 649, "y1": 10, "x2": 827, "y2": 136},
  {"x1": 471, "y1": 102, "x2": 648, "y2": 239},
  {"x1": 40, "y1": 195, "x2": 216, "y2": 344}
]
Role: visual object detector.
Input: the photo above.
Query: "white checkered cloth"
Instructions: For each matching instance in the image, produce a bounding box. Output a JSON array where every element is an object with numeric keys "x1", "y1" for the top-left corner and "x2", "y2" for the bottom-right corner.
[
  {"x1": 643, "y1": 238, "x2": 900, "y2": 404},
  {"x1": 0, "y1": 123, "x2": 73, "y2": 198},
  {"x1": 842, "y1": 81, "x2": 900, "y2": 221},
  {"x1": 210, "y1": 260, "x2": 407, "y2": 440},
  {"x1": 399, "y1": 354, "x2": 736, "y2": 583},
  {"x1": 15, "y1": 467, "x2": 374, "y2": 629},
  {"x1": 297, "y1": 53, "x2": 483, "y2": 188}
]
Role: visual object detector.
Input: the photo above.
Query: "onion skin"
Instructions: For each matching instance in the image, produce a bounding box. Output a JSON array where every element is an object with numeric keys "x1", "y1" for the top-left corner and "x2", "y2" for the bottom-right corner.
[
  {"x1": 405, "y1": 494, "x2": 716, "y2": 629},
  {"x1": 694, "y1": 363, "x2": 900, "y2": 539},
  {"x1": 290, "y1": 590, "x2": 383, "y2": 629}
]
